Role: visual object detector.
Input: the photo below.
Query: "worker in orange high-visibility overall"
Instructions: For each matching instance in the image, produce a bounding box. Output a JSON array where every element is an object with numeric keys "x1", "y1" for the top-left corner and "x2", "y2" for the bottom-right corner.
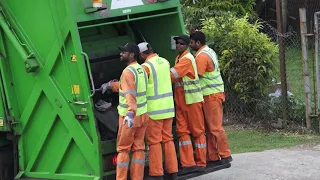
[
  {"x1": 189, "y1": 31, "x2": 232, "y2": 165},
  {"x1": 101, "y1": 43, "x2": 149, "y2": 180},
  {"x1": 170, "y1": 35, "x2": 206, "y2": 175},
  {"x1": 92, "y1": 0, "x2": 102, "y2": 7},
  {"x1": 138, "y1": 42, "x2": 178, "y2": 180}
]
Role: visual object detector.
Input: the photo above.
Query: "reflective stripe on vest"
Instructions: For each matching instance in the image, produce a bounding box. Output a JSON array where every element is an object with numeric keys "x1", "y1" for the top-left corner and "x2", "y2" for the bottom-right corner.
[
  {"x1": 118, "y1": 63, "x2": 148, "y2": 116},
  {"x1": 196, "y1": 46, "x2": 224, "y2": 95},
  {"x1": 142, "y1": 56, "x2": 175, "y2": 120},
  {"x1": 175, "y1": 52, "x2": 203, "y2": 104}
]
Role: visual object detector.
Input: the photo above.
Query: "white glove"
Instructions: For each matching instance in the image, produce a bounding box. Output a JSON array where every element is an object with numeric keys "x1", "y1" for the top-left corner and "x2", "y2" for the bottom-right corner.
[
  {"x1": 123, "y1": 116, "x2": 134, "y2": 128},
  {"x1": 101, "y1": 79, "x2": 118, "y2": 94},
  {"x1": 101, "y1": 82, "x2": 111, "y2": 94}
]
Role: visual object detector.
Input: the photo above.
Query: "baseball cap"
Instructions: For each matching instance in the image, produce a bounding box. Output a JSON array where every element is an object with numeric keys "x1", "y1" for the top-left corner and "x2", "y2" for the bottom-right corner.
[
  {"x1": 173, "y1": 35, "x2": 190, "y2": 44},
  {"x1": 137, "y1": 42, "x2": 153, "y2": 53},
  {"x1": 119, "y1": 43, "x2": 140, "y2": 55}
]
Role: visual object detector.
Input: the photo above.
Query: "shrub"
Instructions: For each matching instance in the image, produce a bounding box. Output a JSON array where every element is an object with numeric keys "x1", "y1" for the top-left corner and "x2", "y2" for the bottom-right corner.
[
  {"x1": 256, "y1": 95, "x2": 305, "y2": 123},
  {"x1": 202, "y1": 14, "x2": 279, "y2": 111},
  {"x1": 181, "y1": 0, "x2": 256, "y2": 30}
]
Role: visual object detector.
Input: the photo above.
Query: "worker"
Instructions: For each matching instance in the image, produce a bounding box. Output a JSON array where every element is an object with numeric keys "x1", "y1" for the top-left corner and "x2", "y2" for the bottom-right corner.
[
  {"x1": 101, "y1": 43, "x2": 149, "y2": 180},
  {"x1": 138, "y1": 42, "x2": 178, "y2": 180},
  {"x1": 170, "y1": 35, "x2": 206, "y2": 175},
  {"x1": 189, "y1": 31, "x2": 232, "y2": 165}
]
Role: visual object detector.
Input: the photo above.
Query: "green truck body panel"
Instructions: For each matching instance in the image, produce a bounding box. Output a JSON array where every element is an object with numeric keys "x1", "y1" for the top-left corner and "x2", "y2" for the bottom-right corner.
[{"x1": 0, "y1": 0, "x2": 185, "y2": 179}]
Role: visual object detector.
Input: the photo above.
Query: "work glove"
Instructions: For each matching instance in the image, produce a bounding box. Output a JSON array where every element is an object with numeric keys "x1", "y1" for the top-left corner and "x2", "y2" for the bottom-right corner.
[
  {"x1": 123, "y1": 112, "x2": 134, "y2": 128},
  {"x1": 101, "y1": 79, "x2": 118, "y2": 94}
]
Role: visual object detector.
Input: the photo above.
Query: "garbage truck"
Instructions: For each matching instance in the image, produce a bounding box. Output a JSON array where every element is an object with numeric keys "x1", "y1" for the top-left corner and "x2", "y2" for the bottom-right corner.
[{"x1": 0, "y1": 0, "x2": 230, "y2": 179}]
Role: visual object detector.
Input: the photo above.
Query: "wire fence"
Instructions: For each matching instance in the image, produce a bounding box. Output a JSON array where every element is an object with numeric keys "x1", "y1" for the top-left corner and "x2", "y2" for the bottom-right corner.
[{"x1": 223, "y1": 2, "x2": 320, "y2": 131}]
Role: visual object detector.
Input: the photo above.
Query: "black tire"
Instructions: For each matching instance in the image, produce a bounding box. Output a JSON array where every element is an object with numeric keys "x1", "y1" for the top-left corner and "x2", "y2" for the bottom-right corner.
[{"x1": 0, "y1": 145, "x2": 14, "y2": 180}]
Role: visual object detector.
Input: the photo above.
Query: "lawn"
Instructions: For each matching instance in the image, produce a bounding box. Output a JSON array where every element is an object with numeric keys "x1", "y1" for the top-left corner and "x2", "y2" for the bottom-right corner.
[
  {"x1": 226, "y1": 126, "x2": 320, "y2": 154},
  {"x1": 283, "y1": 46, "x2": 316, "y2": 102}
]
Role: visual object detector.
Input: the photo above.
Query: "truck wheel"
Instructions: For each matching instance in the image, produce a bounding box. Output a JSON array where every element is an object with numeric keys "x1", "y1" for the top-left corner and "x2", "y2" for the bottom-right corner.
[{"x1": 0, "y1": 145, "x2": 14, "y2": 180}]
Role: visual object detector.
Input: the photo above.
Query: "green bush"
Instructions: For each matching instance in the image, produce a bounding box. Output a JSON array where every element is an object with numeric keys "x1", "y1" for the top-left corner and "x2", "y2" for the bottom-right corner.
[
  {"x1": 202, "y1": 14, "x2": 279, "y2": 109},
  {"x1": 181, "y1": 0, "x2": 256, "y2": 30},
  {"x1": 256, "y1": 95, "x2": 305, "y2": 123}
]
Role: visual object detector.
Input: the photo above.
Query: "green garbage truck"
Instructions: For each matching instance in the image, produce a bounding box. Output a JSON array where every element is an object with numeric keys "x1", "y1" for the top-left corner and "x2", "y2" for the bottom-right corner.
[{"x1": 0, "y1": 0, "x2": 230, "y2": 179}]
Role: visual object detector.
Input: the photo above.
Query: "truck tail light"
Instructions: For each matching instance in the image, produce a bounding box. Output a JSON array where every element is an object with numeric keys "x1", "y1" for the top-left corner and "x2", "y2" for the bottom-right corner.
[
  {"x1": 103, "y1": 154, "x2": 117, "y2": 170},
  {"x1": 112, "y1": 154, "x2": 117, "y2": 166}
]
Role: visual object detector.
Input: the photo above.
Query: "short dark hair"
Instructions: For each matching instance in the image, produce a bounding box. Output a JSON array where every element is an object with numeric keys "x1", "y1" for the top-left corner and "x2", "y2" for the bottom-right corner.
[{"x1": 190, "y1": 31, "x2": 206, "y2": 45}]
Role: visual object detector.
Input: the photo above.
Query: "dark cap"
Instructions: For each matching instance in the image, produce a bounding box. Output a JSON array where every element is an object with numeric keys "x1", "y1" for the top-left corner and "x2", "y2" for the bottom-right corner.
[
  {"x1": 173, "y1": 35, "x2": 190, "y2": 44},
  {"x1": 119, "y1": 43, "x2": 140, "y2": 55}
]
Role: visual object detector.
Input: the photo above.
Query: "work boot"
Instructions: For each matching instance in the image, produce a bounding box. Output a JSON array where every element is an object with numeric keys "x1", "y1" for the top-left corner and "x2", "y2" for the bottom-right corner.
[
  {"x1": 147, "y1": 176, "x2": 164, "y2": 180},
  {"x1": 168, "y1": 173, "x2": 178, "y2": 180},
  {"x1": 221, "y1": 156, "x2": 233, "y2": 164},
  {"x1": 197, "y1": 166, "x2": 206, "y2": 172},
  {"x1": 177, "y1": 166, "x2": 198, "y2": 176},
  {"x1": 207, "y1": 156, "x2": 233, "y2": 166}
]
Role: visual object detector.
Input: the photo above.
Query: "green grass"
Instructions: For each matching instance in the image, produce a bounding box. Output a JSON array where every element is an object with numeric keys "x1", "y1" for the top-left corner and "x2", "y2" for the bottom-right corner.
[
  {"x1": 226, "y1": 126, "x2": 320, "y2": 154},
  {"x1": 284, "y1": 47, "x2": 316, "y2": 101}
]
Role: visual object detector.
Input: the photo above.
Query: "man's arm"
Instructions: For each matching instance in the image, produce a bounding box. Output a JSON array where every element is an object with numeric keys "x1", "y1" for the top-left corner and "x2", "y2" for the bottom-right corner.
[
  {"x1": 170, "y1": 57, "x2": 194, "y2": 81},
  {"x1": 196, "y1": 53, "x2": 210, "y2": 77},
  {"x1": 121, "y1": 70, "x2": 137, "y2": 118},
  {"x1": 109, "y1": 82, "x2": 120, "y2": 92}
]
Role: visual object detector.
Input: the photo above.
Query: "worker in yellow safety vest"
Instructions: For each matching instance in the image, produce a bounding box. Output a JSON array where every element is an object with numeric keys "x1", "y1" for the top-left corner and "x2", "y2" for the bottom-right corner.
[{"x1": 138, "y1": 42, "x2": 178, "y2": 180}]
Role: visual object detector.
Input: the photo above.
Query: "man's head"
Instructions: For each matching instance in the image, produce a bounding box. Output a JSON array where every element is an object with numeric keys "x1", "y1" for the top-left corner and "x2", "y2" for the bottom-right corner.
[
  {"x1": 189, "y1": 31, "x2": 206, "y2": 51},
  {"x1": 138, "y1": 42, "x2": 154, "y2": 61},
  {"x1": 119, "y1": 43, "x2": 140, "y2": 64},
  {"x1": 173, "y1": 35, "x2": 190, "y2": 54}
]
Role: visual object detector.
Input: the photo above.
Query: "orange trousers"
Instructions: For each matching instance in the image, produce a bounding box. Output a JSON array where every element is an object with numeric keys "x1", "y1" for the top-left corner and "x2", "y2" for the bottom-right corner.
[
  {"x1": 175, "y1": 89, "x2": 206, "y2": 167},
  {"x1": 116, "y1": 113, "x2": 148, "y2": 180},
  {"x1": 146, "y1": 118, "x2": 178, "y2": 176},
  {"x1": 203, "y1": 94, "x2": 231, "y2": 161}
]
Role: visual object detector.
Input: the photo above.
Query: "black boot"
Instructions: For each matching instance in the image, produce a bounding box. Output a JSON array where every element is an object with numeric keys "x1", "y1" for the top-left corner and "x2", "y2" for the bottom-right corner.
[
  {"x1": 197, "y1": 166, "x2": 206, "y2": 172},
  {"x1": 168, "y1": 173, "x2": 178, "y2": 180},
  {"x1": 177, "y1": 166, "x2": 198, "y2": 176},
  {"x1": 220, "y1": 156, "x2": 233, "y2": 164},
  {"x1": 207, "y1": 156, "x2": 233, "y2": 166},
  {"x1": 147, "y1": 176, "x2": 164, "y2": 180}
]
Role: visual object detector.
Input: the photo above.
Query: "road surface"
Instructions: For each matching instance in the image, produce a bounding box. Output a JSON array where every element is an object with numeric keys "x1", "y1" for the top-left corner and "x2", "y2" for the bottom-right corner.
[{"x1": 191, "y1": 144, "x2": 320, "y2": 180}]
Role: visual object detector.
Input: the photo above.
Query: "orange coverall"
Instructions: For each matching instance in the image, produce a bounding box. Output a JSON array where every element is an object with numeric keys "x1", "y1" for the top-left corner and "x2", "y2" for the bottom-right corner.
[
  {"x1": 195, "y1": 46, "x2": 231, "y2": 161},
  {"x1": 141, "y1": 54, "x2": 178, "y2": 176},
  {"x1": 110, "y1": 62, "x2": 148, "y2": 180},
  {"x1": 170, "y1": 50, "x2": 206, "y2": 167}
]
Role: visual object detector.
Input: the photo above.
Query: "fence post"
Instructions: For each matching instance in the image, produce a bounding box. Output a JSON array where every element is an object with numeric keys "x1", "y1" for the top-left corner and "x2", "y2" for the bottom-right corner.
[
  {"x1": 315, "y1": 12, "x2": 320, "y2": 132},
  {"x1": 276, "y1": 0, "x2": 288, "y2": 128},
  {"x1": 300, "y1": 8, "x2": 312, "y2": 130}
]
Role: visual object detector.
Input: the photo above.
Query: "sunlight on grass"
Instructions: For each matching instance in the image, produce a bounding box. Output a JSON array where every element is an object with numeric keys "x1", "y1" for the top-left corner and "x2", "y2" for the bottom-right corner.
[{"x1": 226, "y1": 126, "x2": 320, "y2": 154}]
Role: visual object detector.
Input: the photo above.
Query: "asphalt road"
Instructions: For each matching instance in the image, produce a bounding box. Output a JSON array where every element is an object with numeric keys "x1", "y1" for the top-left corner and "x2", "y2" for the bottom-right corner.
[{"x1": 190, "y1": 144, "x2": 320, "y2": 180}]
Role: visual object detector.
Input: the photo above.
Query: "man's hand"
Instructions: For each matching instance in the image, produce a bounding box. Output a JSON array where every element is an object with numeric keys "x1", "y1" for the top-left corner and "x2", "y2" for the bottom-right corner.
[
  {"x1": 101, "y1": 79, "x2": 118, "y2": 94},
  {"x1": 101, "y1": 82, "x2": 111, "y2": 94},
  {"x1": 123, "y1": 116, "x2": 134, "y2": 128}
]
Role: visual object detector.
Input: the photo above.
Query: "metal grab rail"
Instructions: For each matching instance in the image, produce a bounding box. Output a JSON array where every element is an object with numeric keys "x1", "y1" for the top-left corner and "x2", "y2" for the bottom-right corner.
[{"x1": 81, "y1": 52, "x2": 96, "y2": 97}]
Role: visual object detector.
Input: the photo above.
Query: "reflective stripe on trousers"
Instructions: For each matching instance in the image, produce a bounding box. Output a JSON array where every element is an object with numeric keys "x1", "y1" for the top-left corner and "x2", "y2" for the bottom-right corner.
[
  {"x1": 117, "y1": 162, "x2": 129, "y2": 167},
  {"x1": 179, "y1": 140, "x2": 192, "y2": 146},
  {"x1": 131, "y1": 158, "x2": 145, "y2": 164},
  {"x1": 195, "y1": 143, "x2": 206, "y2": 148}
]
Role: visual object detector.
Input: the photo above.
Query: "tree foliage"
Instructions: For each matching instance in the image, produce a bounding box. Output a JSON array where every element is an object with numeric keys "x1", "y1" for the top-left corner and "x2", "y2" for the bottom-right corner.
[
  {"x1": 181, "y1": 0, "x2": 256, "y2": 30},
  {"x1": 201, "y1": 14, "x2": 278, "y2": 109}
]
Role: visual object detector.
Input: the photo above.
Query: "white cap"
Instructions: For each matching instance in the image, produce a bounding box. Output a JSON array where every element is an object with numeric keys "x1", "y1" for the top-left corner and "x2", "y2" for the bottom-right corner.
[{"x1": 138, "y1": 42, "x2": 150, "y2": 53}]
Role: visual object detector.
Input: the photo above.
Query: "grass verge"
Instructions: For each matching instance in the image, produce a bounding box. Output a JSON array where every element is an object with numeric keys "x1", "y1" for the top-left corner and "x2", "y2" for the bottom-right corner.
[{"x1": 226, "y1": 126, "x2": 320, "y2": 154}]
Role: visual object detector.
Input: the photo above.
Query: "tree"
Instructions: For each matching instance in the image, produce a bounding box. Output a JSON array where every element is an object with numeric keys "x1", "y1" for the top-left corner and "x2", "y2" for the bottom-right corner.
[{"x1": 181, "y1": 0, "x2": 257, "y2": 30}]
